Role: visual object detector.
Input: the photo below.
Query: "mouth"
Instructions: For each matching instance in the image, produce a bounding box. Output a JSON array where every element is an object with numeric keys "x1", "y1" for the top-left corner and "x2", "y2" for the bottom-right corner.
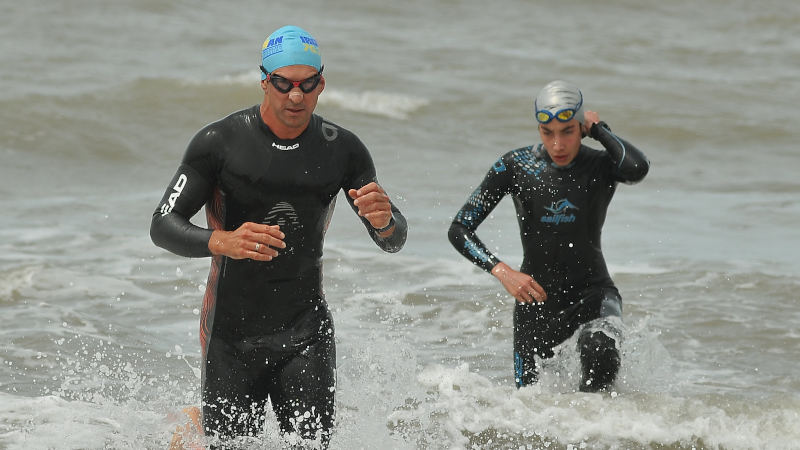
[{"x1": 550, "y1": 154, "x2": 571, "y2": 166}]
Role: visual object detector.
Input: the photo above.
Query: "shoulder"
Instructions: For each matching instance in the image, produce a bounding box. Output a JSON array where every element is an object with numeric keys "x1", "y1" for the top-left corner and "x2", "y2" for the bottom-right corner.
[
  {"x1": 505, "y1": 145, "x2": 542, "y2": 162},
  {"x1": 192, "y1": 106, "x2": 257, "y2": 143},
  {"x1": 578, "y1": 144, "x2": 612, "y2": 166},
  {"x1": 310, "y1": 115, "x2": 370, "y2": 166},
  {"x1": 579, "y1": 144, "x2": 606, "y2": 159},
  {"x1": 183, "y1": 106, "x2": 258, "y2": 165},
  {"x1": 572, "y1": 145, "x2": 621, "y2": 181},
  {"x1": 305, "y1": 115, "x2": 358, "y2": 144},
  {"x1": 496, "y1": 145, "x2": 547, "y2": 175}
]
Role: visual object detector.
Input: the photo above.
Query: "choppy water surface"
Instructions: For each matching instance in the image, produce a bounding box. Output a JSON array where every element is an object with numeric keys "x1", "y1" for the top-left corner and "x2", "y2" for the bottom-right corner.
[{"x1": 2, "y1": 0, "x2": 799, "y2": 448}]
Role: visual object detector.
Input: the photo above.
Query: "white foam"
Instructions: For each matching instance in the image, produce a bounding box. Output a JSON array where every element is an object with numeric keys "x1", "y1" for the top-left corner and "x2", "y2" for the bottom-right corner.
[
  {"x1": 607, "y1": 262, "x2": 670, "y2": 275},
  {"x1": 0, "y1": 392, "x2": 168, "y2": 449},
  {"x1": 394, "y1": 362, "x2": 800, "y2": 449},
  {"x1": 318, "y1": 89, "x2": 429, "y2": 120},
  {"x1": 0, "y1": 266, "x2": 38, "y2": 301},
  {"x1": 179, "y1": 69, "x2": 257, "y2": 87}
]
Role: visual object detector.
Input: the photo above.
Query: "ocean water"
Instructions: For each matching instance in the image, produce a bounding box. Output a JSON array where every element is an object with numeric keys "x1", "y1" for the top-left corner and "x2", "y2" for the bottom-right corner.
[{"x1": 1, "y1": 0, "x2": 799, "y2": 448}]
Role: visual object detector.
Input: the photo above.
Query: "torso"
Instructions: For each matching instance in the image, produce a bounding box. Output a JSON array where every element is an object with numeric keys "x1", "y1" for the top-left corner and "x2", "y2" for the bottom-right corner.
[
  {"x1": 495, "y1": 144, "x2": 618, "y2": 306},
  {"x1": 184, "y1": 106, "x2": 375, "y2": 341}
]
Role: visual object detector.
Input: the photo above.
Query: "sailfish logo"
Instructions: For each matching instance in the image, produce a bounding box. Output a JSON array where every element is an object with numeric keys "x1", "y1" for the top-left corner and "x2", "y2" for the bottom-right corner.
[
  {"x1": 544, "y1": 199, "x2": 578, "y2": 214},
  {"x1": 541, "y1": 198, "x2": 578, "y2": 225}
]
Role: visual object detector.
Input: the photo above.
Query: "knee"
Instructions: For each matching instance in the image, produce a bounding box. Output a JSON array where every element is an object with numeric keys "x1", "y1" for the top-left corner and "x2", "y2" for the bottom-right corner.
[
  {"x1": 579, "y1": 330, "x2": 616, "y2": 353},
  {"x1": 578, "y1": 331, "x2": 620, "y2": 392}
]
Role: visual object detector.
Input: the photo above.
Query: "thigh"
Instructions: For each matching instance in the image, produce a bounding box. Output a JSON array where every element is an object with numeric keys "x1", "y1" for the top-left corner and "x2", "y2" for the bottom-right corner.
[
  {"x1": 514, "y1": 303, "x2": 560, "y2": 358},
  {"x1": 577, "y1": 288, "x2": 624, "y2": 343},
  {"x1": 513, "y1": 303, "x2": 554, "y2": 387},
  {"x1": 202, "y1": 337, "x2": 270, "y2": 440},
  {"x1": 270, "y1": 332, "x2": 336, "y2": 443}
]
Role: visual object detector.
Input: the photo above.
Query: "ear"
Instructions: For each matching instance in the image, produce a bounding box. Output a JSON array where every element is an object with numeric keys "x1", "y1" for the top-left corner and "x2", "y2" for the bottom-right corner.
[
  {"x1": 260, "y1": 78, "x2": 269, "y2": 93},
  {"x1": 318, "y1": 75, "x2": 325, "y2": 93}
]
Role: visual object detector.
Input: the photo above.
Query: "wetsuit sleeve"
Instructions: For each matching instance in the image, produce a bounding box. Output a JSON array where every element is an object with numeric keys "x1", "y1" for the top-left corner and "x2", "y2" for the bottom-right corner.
[
  {"x1": 150, "y1": 127, "x2": 221, "y2": 257},
  {"x1": 590, "y1": 121, "x2": 650, "y2": 184},
  {"x1": 447, "y1": 158, "x2": 511, "y2": 273},
  {"x1": 342, "y1": 135, "x2": 408, "y2": 253}
]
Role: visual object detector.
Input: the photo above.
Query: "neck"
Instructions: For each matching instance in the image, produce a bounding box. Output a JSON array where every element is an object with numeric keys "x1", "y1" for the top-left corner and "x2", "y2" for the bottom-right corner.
[{"x1": 259, "y1": 102, "x2": 308, "y2": 140}]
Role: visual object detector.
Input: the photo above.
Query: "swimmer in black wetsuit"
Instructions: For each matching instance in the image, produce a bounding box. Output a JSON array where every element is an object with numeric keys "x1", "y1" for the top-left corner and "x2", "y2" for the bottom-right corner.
[
  {"x1": 150, "y1": 25, "x2": 407, "y2": 446},
  {"x1": 448, "y1": 80, "x2": 649, "y2": 392}
]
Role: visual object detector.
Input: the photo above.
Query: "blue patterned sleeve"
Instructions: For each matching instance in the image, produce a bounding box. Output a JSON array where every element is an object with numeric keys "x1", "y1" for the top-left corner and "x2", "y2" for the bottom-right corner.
[{"x1": 447, "y1": 156, "x2": 512, "y2": 273}]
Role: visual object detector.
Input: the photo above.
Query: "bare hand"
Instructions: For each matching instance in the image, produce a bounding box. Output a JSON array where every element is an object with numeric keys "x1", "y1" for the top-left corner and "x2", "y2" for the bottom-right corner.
[
  {"x1": 208, "y1": 222, "x2": 285, "y2": 261},
  {"x1": 348, "y1": 182, "x2": 393, "y2": 232},
  {"x1": 582, "y1": 110, "x2": 600, "y2": 137},
  {"x1": 491, "y1": 262, "x2": 547, "y2": 304}
]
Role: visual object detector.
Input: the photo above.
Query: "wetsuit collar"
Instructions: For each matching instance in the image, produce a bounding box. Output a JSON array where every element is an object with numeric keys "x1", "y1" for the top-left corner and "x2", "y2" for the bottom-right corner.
[
  {"x1": 541, "y1": 143, "x2": 583, "y2": 170},
  {"x1": 255, "y1": 105, "x2": 318, "y2": 149}
]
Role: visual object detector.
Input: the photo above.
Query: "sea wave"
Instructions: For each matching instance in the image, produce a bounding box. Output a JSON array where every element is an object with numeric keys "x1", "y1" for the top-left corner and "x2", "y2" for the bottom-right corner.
[
  {"x1": 180, "y1": 69, "x2": 430, "y2": 120},
  {"x1": 318, "y1": 89, "x2": 429, "y2": 120}
]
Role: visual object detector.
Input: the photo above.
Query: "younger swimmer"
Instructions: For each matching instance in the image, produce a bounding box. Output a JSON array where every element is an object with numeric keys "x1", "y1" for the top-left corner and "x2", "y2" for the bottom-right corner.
[{"x1": 448, "y1": 80, "x2": 649, "y2": 391}]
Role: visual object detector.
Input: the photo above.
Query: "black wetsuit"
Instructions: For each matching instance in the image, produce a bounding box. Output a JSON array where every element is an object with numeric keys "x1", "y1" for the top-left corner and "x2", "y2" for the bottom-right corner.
[
  {"x1": 448, "y1": 122, "x2": 648, "y2": 391},
  {"x1": 150, "y1": 105, "x2": 407, "y2": 443}
]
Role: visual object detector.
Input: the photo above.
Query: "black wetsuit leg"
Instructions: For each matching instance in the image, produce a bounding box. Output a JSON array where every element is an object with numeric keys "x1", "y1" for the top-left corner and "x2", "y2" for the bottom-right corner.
[
  {"x1": 577, "y1": 289, "x2": 622, "y2": 392},
  {"x1": 202, "y1": 306, "x2": 336, "y2": 445},
  {"x1": 513, "y1": 303, "x2": 555, "y2": 387},
  {"x1": 513, "y1": 287, "x2": 622, "y2": 390},
  {"x1": 202, "y1": 337, "x2": 266, "y2": 441},
  {"x1": 270, "y1": 330, "x2": 335, "y2": 442}
]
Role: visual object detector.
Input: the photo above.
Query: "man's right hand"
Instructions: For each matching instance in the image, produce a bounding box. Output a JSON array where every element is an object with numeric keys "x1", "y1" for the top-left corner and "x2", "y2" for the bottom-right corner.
[
  {"x1": 208, "y1": 222, "x2": 286, "y2": 261},
  {"x1": 491, "y1": 262, "x2": 547, "y2": 304}
]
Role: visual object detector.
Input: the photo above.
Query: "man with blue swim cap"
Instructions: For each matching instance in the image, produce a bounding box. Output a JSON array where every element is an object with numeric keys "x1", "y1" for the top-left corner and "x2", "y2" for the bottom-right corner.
[
  {"x1": 449, "y1": 80, "x2": 649, "y2": 392},
  {"x1": 151, "y1": 25, "x2": 407, "y2": 447}
]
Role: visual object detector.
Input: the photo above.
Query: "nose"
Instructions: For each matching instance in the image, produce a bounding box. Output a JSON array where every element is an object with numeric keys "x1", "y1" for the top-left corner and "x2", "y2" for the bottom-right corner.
[
  {"x1": 288, "y1": 90, "x2": 304, "y2": 103},
  {"x1": 552, "y1": 134, "x2": 566, "y2": 151}
]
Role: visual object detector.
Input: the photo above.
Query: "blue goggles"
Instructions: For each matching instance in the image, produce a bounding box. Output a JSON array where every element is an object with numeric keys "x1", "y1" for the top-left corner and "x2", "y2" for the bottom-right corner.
[{"x1": 534, "y1": 94, "x2": 583, "y2": 124}]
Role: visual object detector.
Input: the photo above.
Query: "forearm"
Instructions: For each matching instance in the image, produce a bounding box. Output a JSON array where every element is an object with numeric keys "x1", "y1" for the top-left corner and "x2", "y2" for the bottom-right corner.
[
  {"x1": 150, "y1": 212, "x2": 213, "y2": 258},
  {"x1": 448, "y1": 221, "x2": 500, "y2": 273}
]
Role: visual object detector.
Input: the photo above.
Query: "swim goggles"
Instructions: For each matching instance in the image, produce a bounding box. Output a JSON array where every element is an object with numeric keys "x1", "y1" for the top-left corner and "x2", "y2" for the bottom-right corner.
[
  {"x1": 534, "y1": 93, "x2": 583, "y2": 124},
  {"x1": 259, "y1": 65, "x2": 324, "y2": 94}
]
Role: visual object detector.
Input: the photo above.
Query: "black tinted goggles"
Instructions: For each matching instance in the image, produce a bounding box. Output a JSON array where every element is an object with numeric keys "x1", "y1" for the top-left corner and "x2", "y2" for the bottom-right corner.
[{"x1": 260, "y1": 65, "x2": 324, "y2": 94}]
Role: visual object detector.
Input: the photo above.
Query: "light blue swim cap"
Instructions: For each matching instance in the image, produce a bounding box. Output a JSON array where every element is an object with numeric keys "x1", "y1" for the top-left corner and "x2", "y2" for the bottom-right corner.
[{"x1": 261, "y1": 25, "x2": 322, "y2": 79}]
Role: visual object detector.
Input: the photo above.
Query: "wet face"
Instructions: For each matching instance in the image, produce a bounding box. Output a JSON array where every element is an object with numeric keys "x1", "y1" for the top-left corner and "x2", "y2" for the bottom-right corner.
[
  {"x1": 260, "y1": 64, "x2": 325, "y2": 139},
  {"x1": 538, "y1": 118, "x2": 582, "y2": 167}
]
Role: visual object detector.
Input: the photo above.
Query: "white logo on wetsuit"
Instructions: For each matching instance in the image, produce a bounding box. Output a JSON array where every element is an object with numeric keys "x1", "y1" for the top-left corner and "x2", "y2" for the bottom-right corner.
[
  {"x1": 160, "y1": 173, "x2": 187, "y2": 216},
  {"x1": 272, "y1": 142, "x2": 300, "y2": 151},
  {"x1": 321, "y1": 122, "x2": 338, "y2": 141}
]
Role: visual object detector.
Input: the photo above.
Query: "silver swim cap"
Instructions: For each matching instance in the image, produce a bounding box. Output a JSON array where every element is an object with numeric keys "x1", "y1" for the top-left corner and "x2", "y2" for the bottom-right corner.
[{"x1": 534, "y1": 80, "x2": 584, "y2": 124}]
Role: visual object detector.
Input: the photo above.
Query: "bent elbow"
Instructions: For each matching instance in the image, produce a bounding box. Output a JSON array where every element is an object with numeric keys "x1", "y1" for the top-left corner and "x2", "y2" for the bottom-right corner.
[
  {"x1": 448, "y1": 222, "x2": 465, "y2": 248},
  {"x1": 149, "y1": 213, "x2": 166, "y2": 249},
  {"x1": 630, "y1": 161, "x2": 650, "y2": 183}
]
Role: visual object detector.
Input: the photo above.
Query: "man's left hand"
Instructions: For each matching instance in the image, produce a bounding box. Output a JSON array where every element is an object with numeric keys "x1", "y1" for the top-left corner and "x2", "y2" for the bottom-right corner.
[{"x1": 348, "y1": 182, "x2": 393, "y2": 233}]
